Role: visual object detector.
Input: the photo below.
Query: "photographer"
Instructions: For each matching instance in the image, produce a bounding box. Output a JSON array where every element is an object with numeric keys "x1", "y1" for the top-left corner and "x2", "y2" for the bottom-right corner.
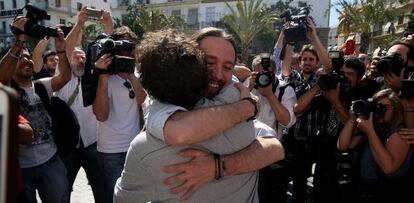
[
  {"x1": 9, "y1": 16, "x2": 72, "y2": 202},
  {"x1": 32, "y1": 38, "x2": 58, "y2": 79},
  {"x1": 338, "y1": 88, "x2": 412, "y2": 202},
  {"x1": 246, "y1": 54, "x2": 296, "y2": 202},
  {"x1": 92, "y1": 25, "x2": 146, "y2": 202}
]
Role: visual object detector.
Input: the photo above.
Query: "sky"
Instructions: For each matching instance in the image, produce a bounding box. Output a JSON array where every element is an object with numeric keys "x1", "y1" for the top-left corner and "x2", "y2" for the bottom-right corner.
[{"x1": 329, "y1": 0, "x2": 341, "y2": 27}]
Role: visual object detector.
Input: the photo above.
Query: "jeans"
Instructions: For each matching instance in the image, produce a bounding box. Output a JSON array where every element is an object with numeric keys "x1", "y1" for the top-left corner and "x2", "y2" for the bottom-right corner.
[
  {"x1": 99, "y1": 152, "x2": 127, "y2": 203},
  {"x1": 21, "y1": 154, "x2": 69, "y2": 203},
  {"x1": 61, "y1": 142, "x2": 104, "y2": 203}
]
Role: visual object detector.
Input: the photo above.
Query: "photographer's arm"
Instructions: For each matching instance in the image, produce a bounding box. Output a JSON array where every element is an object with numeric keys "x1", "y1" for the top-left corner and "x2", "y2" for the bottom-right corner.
[
  {"x1": 281, "y1": 44, "x2": 294, "y2": 77},
  {"x1": 163, "y1": 83, "x2": 256, "y2": 146},
  {"x1": 101, "y1": 10, "x2": 114, "y2": 35},
  {"x1": 65, "y1": 7, "x2": 88, "y2": 57},
  {"x1": 50, "y1": 29, "x2": 71, "y2": 91},
  {"x1": 258, "y1": 85, "x2": 291, "y2": 126},
  {"x1": 128, "y1": 74, "x2": 147, "y2": 106},
  {"x1": 307, "y1": 18, "x2": 332, "y2": 73},
  {"x1": 294, "y1": 85, "x2": 319, "y2": 115},
  {"x1": 0, "y1": 18, "x2": 26, "y2": 84},
  {"x1": 92, "y1": 54, "x2": 113, "y2": 121},
  {"x1": 32, "y1": 38, "x2": 51, "y2": 73},
  {"x1": 337, "y1": 119, "x2": 362, "y2": 151}
]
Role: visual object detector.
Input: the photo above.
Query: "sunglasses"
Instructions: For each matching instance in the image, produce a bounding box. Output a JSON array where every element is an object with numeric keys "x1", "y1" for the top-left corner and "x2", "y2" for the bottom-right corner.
[{"x1": 123, "y1": 80, "x2": 135, "y2": 99}]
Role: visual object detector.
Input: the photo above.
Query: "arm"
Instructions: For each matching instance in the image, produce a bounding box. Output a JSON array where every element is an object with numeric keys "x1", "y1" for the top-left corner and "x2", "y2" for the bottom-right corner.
[
  {"x1": 163, "y1": 83, "x2": 256, "y2": 146},
  {"x1": 294, "y1": 85, "x2": 319, "y2": 115},
  {"x1": 100, "y1": 10, "x2": 114, "y2": 35},
  {"x1": 306, "y1": 17, "x2": 332, "y2": 73},
  {"x1": 163, "y1": 137, "x2": 284, "y2": 200},
  {"x1": 92, "y1": 54, "x2": 113, "y2": 121},
  {"x1": 337, "y1": 118, "x2": 362, "y2": 151},
  {"x1": 32, "y1": 38, "x2": 51, "y2": 73},
  {"x1": 357, "y1": 115, "x2": 410, "y2": 174},
  {"x1": 128, "y1": 73, "x2": 147, "y2": 107},
  {"x1": 65, "y1": 7, "x2": 88, "y2": 57},
  {"x1": 258, "y1": 84, "x2": 291, "y2": 126},
  {"x1": 281, "y1": 44, "x2": 294, "y2": 77},
  {"x1": 0, "y1": 18, "x2": 26, "y2": 84},
  {"x1": 50, "y1": 29, "x2": 71, "y2": 91},
  {"x1": 274, "y1": 31, "x2": 284, "y2": 76}
]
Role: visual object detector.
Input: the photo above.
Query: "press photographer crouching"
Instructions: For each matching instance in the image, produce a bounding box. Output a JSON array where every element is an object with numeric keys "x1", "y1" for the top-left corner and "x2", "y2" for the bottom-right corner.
[
  {"x1": 88, "y1": 26, "x2": 146, "y2": 203},
  {"x1": 338, "y1": 88, "x2": 413, "y2": 202}
]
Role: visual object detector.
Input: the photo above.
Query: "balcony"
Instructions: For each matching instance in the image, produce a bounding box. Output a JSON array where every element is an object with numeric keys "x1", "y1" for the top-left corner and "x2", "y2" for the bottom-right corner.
[
  {"x1": 31, "y1": 1, "x2": 74, "y2": 16},
  {"x1": 118, "y1": 0, "x2": 131, "y2": 7}
]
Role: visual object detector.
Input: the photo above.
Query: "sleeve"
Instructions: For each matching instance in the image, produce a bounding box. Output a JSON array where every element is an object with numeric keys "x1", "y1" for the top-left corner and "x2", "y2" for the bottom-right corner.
[
  {"x1": 39, "y1": 77, "x2": 54, "y2": 99},
  {"x1": 18, "y1": 115, "x2": 29, "y2": 124},
  {"x1": 254, "y1": 120, "x2": 277, "y2": 138},
  {"x1": 146, "y1": 99, "x2": 187, "y2": 141},
  {"x1": 279, "y1": 85, "x2": 297, "y2": 129},
  {"x1": 273, "y1": 47, "x2": 283, "y2": 77}
]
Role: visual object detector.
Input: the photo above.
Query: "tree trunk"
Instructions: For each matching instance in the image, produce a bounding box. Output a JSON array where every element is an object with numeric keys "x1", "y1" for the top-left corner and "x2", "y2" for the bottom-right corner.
[
  {"x1": 359, "y1": 32, "x2": 370, "y2": 54},
  {"x1": 241, "y1": 44, "x2": 249, "y2": 66}
]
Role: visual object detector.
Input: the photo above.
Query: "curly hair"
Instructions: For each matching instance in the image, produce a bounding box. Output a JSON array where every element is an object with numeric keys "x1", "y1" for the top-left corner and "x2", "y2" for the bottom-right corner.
[{"x1": 138, "y1": 29, "x2": 208, "y2": 109}]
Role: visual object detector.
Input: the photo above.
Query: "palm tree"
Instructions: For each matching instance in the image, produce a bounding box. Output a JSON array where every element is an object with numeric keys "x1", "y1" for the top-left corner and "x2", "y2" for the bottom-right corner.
[
  {"x1": 336, "y1": 0, "x2": 407, "y2": 53},
  {"x1": 223, "y1": 0, "x2": 279, "y2": 64},
  {"x1": 122, "y1": 3, "x2": 186, "y2": 41}
]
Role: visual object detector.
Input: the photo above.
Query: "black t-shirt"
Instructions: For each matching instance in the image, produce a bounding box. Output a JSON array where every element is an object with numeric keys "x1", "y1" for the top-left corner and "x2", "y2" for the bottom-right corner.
[{"x1": 33, "y1": 67, "x2": 52, "y2": 80}]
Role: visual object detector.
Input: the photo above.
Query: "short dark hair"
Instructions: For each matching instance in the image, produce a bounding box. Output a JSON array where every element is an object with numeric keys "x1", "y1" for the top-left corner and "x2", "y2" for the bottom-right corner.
[
  {"x1": 138, "y1": 29, "x2": 208, "y2": 109},
  {"x1": 300, "y1": 44, "x2": 319, "y2": 61},
  {"x1": 343, "y1": 56, "x2": 366, "y2": 77},
  {"x1": 391, "y1": 41, "x2": 414, "y2": 61},
  {"x1": 191, "y1": 27, "x2": 238, "y2": 63},
  {"x1": 42, "y1": 50, "x2": 57, "y2": 64},
  {"x1": 111, "y1": 26, "x2": 138, "y2": 42}
]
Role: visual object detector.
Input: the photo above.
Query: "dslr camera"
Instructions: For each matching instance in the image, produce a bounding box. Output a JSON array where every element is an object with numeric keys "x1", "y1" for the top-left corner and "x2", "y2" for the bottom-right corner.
[
  {"x1": 82, "y1": 34, "x2": 136, "y2": 106},
  {"x1": 376, "y1": 53, "x2": 405, "y2": 76},
  {"x1": 280, "y1": 7, "x2": 310, "y2": 43},
  {"x1": 255, "y1": 53, "x2": 276, "y2": 88},
  {"x1": 11, "y1": 4, "x2": 65, "y2": 39},
  {"x1": 317, "y1": 51, "x2": 347, "y2": 91},
  {"x1": 351, "y1": 98, "x2": 385, "y2": 118}
]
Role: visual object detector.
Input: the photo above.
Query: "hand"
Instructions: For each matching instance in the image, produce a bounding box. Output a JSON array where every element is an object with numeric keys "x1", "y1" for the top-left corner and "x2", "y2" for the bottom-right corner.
[
  {"x1": 100, "y1": 10, "x2": 113, "y2": 29},
  {"x1": 257, "y1": 83, "x2": 273, "y2": 98},
  {"x1": 12, "y1": 17, "x2": 28, "y2": 41},
  {"x1": 306, "y1": 17, "x2": 317, "y2": 40},
  {"x1": 356, "y1": 113, "x2": 375, "y2": 135},
  {"x1": 384, "y1": 68, "x2": 404, "y2": 91},
  {"x1": 163, "y1": 149, "x2": 215, "y2": 201},
  {"x1": 54, "y1": 28, "x2": 66, "y2": 51},
  {"x1": 77, "y1": 7, "x2": 88, "y2": 26},
  {"x1": 322, "y1": 83, "x2": 340, "y2": 104},
  {"x1": 94, "y1": 54, "x2": 113, "y2": 70},
  {"x1": 234, "y1": 82, "x2": 251, "y2": 99},
  {"x1": 400, "y1": 128, "x2": 414, "y2": 144}
]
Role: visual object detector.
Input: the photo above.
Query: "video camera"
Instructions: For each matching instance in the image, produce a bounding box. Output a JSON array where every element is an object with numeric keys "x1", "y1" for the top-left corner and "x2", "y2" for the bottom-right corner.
[
  {"x1": 10, "y1": 4, "x2": 71, "y2": 39},
  {"x1": 376, "y1": 53, "x2": 405, "y2": 76},
  {"x1": 351, "y1": 98, "x2": 385, "y2": 119},
  {"x1": 317, "y1": 51, "x2": 347, "y2": 91},
  {"x1": 280, "y1": 7, "x2": 310, "y2": 43},
  {"x1": 81, "y1": 34, "x2": 136, "y2": 106},
  {"x1": 255, "y1": 53, "x2": 276, "y2": 88},
  {"x1": 401, "y1": 78, "x2": 414, "y2": 98}
]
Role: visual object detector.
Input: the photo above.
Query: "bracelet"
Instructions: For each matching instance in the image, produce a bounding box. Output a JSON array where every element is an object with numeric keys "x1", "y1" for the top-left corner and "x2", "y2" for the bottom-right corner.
[
  {"x1": 8, "y1": 52, "x2": 20, "y2": 59},
  {"x1": 241, "y1": 97, "x2": 258, "y2": 121},
  {"x1": 94, "y1": 68, "x2": 109, "y2": 75},
  {"x1": 56, "y1": 50, "x2": 66, "y2": 54}
]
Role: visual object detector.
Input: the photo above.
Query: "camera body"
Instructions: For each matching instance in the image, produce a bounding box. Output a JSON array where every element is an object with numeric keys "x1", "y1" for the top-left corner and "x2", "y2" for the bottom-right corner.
[
  {"x1": 318, "y1": 71, "x2": 347, "y2": 91},
  {"x1": 329, "y1": 50, "x2": 344, "y2": 72},
  {"x1": 82, "y1": 34, "x2": 136, "y2": 106},
  {"x1": 255, "y1": 53, "x2": 276, "y2": 88},
  {"x1": 376, "y1": 53, "x2": 405, "y2": 76},
  {"x1": 351, "y1": 98, "x2": 385, "y2": 118},
  {"x1": 23, "y1": 4, "x2": 59, "y2": 38},
  {"x1": 280, "y1": 7, "x2": 310, "y2": 43},
  {"x1": 401, "y1": 79, "x2": 414, "y2": 98},
  {"x1": 86, "y1": 7, "x2": 102, "y2": 20}
]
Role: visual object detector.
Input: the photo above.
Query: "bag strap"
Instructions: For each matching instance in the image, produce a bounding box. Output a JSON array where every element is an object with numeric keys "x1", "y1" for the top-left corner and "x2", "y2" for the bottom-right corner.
[
  {"x1": 67, "y1": 77, "x2": 80, "y2": 106},
  {"x1": 33, "y1": 81, "x2": 52, "y2": 113}
]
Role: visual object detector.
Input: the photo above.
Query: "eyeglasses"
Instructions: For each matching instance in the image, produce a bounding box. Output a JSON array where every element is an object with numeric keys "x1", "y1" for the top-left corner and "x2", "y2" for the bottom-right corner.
[{"x1": 123, "y1": 80, "x2": 135, "y2": 99}]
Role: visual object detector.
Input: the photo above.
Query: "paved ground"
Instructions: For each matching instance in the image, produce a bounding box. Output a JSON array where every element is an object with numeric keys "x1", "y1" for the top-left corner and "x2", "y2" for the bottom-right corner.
[{"x1": 36, "y1": 168, "x2": 95, "y2": 203}]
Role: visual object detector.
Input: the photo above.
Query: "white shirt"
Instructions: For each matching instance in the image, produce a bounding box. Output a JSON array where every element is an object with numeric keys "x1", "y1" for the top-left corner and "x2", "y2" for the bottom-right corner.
[
  {"x1": 55, "y1": 73, "x2": 98, "y2": 148},
  {"x1": 97, "y1": 75, "x2": 140, "y2": 153}
]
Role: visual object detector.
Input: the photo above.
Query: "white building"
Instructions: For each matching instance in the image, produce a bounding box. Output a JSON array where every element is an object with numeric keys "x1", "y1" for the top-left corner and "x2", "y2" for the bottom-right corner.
[
  {"x1": 328, "y1": 26, "x2": 338, "y2": 50},
  {"x1": 0, "y1": 0, "x2": 111, "y2": 47}
]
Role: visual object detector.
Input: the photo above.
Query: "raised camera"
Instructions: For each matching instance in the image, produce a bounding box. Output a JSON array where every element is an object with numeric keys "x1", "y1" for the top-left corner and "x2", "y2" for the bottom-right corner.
[
  {"x1": 255, "y1": 53, "x2": 275, "y2": 88},
  {"x1": 351, "y1": 98, "x2": 385, "y2": 118},
  {"x1": 401, "y1": 79, "x2": 414, "y2": 99},
  {"x1": 329, "y1": 50, "x2": 344, "y2": 72},
  {"x1": 318, "y1": 71, "x2": 347, "y2": 91},
  {"x1": 376, "y1": 53, "x2": 404, "y2": 76},
  {"x1": 86, "y1": 7, "x2": 102, "y2": 20},
  {"x1": 280, "y1": 7, "x2": 310, "y2": 43}
]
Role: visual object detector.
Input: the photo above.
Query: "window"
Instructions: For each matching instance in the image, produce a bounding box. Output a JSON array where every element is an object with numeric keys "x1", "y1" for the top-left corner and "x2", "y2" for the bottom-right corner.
[
  {"x1": 187, "y1": 8, "x2": 198, "y2": 27},
  {"x1": 0, "y1": 21, "x2": 6, "y2": 34},
  {"x1": 171, "y1": 9, "x2": 181, "y2": 17},
  {"x1": 205, "y1": 7, "x2": 215, "y2": 24},
  {"x1": 12, "y1": 0, "x2": 17, "y2": 9},
  {"x1": 103, "y1": 0, "x2": 107, "y2": 2},
  {"x1": 77, "y1": 2, "x2": 82, "y2": 11},
  {"x1": 60, "y1": 19, "x2": 66, "y2": 25},
  {"x1": 56, "y1": 0, "x2": 61, "y2": 7},
  {"x1": 0, "y1": 2, "x2": 4, "y2": 10}
]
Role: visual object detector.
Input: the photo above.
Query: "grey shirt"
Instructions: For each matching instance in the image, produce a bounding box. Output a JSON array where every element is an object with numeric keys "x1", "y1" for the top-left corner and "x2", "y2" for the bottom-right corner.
[{"x1": 114, "y1": 82, "x2": 276, "y2": 203}]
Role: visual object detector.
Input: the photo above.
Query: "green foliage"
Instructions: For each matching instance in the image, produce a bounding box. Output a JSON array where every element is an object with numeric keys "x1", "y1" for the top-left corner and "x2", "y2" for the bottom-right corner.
[
  {"x1": 82, "y1": 24, "x2": 104, "y2": 48},
  {"x1": 223, "y1": 0, "x2": 279, "y2": 64},
  {"x1": 119, "y1": 3, "x2": 186, "y2": 41}
]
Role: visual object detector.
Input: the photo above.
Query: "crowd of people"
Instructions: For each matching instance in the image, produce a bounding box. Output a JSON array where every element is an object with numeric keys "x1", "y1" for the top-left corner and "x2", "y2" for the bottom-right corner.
[{"x1": 1, "y1": 6, "x2": 414, "y2": 203}]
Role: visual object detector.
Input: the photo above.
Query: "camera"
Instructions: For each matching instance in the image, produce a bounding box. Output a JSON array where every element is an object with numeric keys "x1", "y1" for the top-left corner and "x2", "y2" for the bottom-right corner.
[
  {"x1": 376, "y1": 53, "x2": 405, "y2": 76},
  {"x1": 255, "y1": 53, "x2": 276, "y2": 88},
  {"x1": 86, "y1": 7, "x2": 102, "y2": 20},
  {"x1": 329, "y1": 50, "x2": 344, "y2": 72},
  {"x1": 82, "y1": 34, "x2": 136, "y2": 106},
  {"x1": 351, "y1": 98, "x2": 385, "y2": 118},
  {"x1": 401, "y1": 79, "x2": 414, "y2": 98},
  {"x1": 280, "y1": 7, "x2": 310, "y2": 43},
  {"x1": 318, "y1": 71, "x2": 347, "y2": 91},
  {"x1": 11, "y1": 4, "x2": 59, "y2": 38}
]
